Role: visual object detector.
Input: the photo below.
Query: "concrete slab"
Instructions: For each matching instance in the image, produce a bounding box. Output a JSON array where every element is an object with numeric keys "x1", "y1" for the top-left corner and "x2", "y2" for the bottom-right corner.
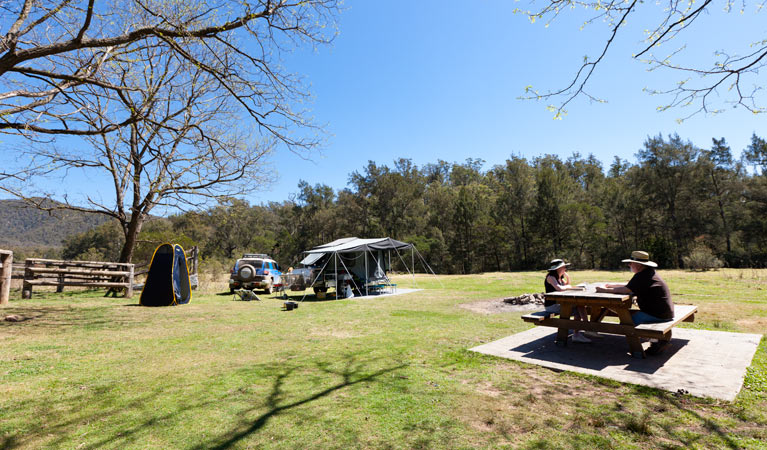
[{"x1": 470, "y1": 327, "x2": 762, "y2": 401}]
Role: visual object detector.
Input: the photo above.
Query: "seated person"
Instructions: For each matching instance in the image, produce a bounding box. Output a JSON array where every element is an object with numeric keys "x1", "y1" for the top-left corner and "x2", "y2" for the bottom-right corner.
[
  {"x1": 544, "y1": 259, "x2": 594, "y2": 343},
  {"x1": 596, "y1": 250, "x2": 675, "y2": 354}
]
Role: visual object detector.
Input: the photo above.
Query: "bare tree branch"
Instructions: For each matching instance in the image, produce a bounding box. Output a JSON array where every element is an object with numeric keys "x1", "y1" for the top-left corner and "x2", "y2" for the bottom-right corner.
[{"x1": 521, "y1": 0, "x2": 767, "y2": 119}]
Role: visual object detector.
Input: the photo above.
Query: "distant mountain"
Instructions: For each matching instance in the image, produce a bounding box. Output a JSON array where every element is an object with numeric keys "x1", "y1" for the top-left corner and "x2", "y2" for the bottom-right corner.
[{"x1": 0, "y1": 199, "x2": 109, "y2": 248}]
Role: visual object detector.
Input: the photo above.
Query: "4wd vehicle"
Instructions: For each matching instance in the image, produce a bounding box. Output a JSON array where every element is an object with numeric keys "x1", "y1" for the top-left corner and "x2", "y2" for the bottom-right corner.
[{"x1": 228, "y1": 253, "x2": 282, "y2": 294}]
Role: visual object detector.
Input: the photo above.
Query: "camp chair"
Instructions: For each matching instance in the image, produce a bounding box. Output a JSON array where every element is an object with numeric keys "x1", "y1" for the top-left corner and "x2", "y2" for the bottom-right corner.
[{"x1": 234, "y1": 288, "x2": 261, "y2": 301}]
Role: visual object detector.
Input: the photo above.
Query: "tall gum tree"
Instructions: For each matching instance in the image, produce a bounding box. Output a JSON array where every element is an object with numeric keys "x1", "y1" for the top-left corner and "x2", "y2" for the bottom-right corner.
[{"x1": 0, "y1": 0, "x2": 340, "y2": 263}]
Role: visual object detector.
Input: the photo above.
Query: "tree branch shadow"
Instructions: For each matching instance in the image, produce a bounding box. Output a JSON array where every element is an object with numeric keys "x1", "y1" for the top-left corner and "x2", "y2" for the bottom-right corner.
[
  {"x1": 630, "y1": 387, "x2": 745, "y2": 449},
  {"x1": 197, "y1": 354, "x2": 407, "y2": 449}
]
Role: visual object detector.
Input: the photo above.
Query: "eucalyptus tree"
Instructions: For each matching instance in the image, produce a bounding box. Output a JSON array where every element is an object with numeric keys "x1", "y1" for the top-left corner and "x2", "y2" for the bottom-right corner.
[
  {"x1": 0, "y1": 0, "x2": 339, "y2": 262},
  {"x1": 744, "y1": 134, "x2": 767, "y2": 175},
  {"x1": 490, "y1": 156, "x2": 536, "y2": 269},
  {"x1": 740, "y1": 134, "x2": 767, "y2": 262},
  {"x1": 0, "y1": 0, "x2": 339, "y2": 140},
  {"x1": 701, "y1": 138, "x2": 739, "y2": 254},
  {"x1": 3, "y1": 40, "x2": 275, "y2": 263},
  {"x1": 635, "y1": 134, "x2": 705, "y2": 267},
  {"x1": 532, "y1": 154, "x2": 579, "y2": 258}
]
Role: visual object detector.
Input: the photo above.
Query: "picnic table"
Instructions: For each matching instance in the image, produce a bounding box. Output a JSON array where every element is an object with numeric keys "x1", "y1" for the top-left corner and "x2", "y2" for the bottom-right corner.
[{"x1": 522, "y1": 283, "x2": 697, "y2": 358}]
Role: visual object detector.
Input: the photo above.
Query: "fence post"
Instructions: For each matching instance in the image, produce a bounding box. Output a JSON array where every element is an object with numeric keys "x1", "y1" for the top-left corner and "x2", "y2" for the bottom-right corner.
[
  {"x1": 22, "y1": 259, "x2": 33, "y2": 299},
  {"x1": 125, "y1": 264, "x2": 134, "y2": 298},
  {"x1": 0, "y1": 250, "x2": 11, "y2": 306},
  {"x1": 57, "y1": 263, "x2": 65, "y2": 293}
]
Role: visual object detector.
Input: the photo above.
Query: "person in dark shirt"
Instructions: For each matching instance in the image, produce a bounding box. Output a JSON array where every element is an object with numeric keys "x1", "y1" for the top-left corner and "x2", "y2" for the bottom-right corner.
[{"x1": 596, "y1": 251, "x2": 675, "y2": 354}]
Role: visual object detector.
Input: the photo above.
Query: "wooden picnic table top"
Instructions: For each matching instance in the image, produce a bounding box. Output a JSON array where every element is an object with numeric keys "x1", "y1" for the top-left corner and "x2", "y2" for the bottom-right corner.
[{"x1": 544, "y1": 283, "x2": 632, "y2": 307}]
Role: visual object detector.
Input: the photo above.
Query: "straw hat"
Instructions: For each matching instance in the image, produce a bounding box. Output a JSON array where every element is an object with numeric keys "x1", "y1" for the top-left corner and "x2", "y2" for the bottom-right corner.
[
  {"x1": 621, "y1": 250, "x2": 658, "y2": 268},
  {"x1": 547, "y1": 259, "x2": 571, "y2": 271}
]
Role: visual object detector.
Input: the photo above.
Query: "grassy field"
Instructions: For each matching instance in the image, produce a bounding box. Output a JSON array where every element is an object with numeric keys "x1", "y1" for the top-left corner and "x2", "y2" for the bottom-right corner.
[{"x1": 1, "y1": 269, "x2": 765, "y2": 449}]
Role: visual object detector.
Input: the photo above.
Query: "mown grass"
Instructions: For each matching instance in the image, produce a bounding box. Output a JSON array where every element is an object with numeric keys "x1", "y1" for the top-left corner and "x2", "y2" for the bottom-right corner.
[{"x1": 0, "y1": 269, "x2": 765, "y2": 449}]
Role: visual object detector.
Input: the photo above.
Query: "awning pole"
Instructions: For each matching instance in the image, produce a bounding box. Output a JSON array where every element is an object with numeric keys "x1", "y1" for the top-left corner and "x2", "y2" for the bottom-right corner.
[
  {"x1": 391, "y1": 245, "x2": 416, "y2": 288},
  {"x1": 367, "y1": 248, "x2": 394, "y2": 289},
  {"x1": 336, "y1": 253, "x2": 362, "y2": 295},
  {"x1": 300, "y1": 254, "x2": 333, "y2": 303},
  {"x1": 365, "y1": 250, "x2": 369, "y2": 297},
  {"x1": 334, "y1": 252, "x2": 338, "y2": 298}
]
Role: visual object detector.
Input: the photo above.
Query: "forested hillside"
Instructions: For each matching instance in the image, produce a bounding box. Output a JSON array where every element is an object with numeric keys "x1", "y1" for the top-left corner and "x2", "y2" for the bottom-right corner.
[
  {"x1": 61, "y1": 133, "x2": 767, "y2": 272},
  {"x1": 0, "y1": 199, "x2": 108, "y2": 249}
]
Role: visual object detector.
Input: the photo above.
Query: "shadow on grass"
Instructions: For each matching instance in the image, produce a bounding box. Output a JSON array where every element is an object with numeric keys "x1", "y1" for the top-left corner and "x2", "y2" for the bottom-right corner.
[
  {"x1": 195, "y1": 355, "x2": 407, "y2": 449},
  {"x1": 664, "y1": 395, "x2": 743, "y2": 449},
  {"x1": 0, "y1": 380, "x2": 212, "y2": 449},
  {"x1": 614, "y1": 386, "x2": 745, "y2": 449},
  {"x1": 3, "y1": 354, "x2": 405, "y2": 448},
  {"x1": 0, "y1": 305, "x2": 140, "y2": 331}
]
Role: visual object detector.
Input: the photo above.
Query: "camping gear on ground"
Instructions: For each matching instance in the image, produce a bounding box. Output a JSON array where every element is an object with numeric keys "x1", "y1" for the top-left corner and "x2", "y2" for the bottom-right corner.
[
  {"x1": 234, "y1": 289, "x2": 261, "y2": 301},
  {"x1": 139, "y1": 243, "x2": 192, "y2": 306},
  {"x1": 283, "y1": 301, "x2": 298, "y2": 311}
]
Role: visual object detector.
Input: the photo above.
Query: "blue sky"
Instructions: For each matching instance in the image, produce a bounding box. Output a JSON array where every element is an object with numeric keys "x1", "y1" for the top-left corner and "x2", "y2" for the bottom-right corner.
[
  {"x1": 261, "y1": 0, "x2": 765, "y2": 202},
  {"x1": 2, "y1": 0, "x2": 765, "y2": 211}
]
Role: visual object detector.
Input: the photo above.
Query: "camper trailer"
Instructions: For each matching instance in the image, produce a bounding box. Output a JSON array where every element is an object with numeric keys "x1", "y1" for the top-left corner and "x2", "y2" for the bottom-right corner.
[{"x1": 297, "y1": 237, "x2": 411, "y2": 297}]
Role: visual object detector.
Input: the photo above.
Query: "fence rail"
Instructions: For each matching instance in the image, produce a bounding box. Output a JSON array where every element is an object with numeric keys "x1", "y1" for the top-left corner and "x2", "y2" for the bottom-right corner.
[
  {"x1": 21, "y1": 258, "x2": 134, "y2": 299},
  {"x1": 1, "y1": 246, "x2": 198, "y2": 302}
]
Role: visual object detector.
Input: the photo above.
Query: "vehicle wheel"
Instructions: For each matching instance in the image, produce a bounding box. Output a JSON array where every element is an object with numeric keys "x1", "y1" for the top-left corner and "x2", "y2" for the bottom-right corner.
[{"x1": 264, "y1": 280, "x2": 273, "y2": 295}]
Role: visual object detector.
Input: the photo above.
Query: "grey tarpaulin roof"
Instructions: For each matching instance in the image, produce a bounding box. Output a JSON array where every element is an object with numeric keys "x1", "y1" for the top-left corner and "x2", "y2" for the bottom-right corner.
[
  {"x1": 299, "y1": 237, "x2": 412, "y2": 265},
  {"x1": 299, "y1": 252, "x2": 325, "y2": 266}
]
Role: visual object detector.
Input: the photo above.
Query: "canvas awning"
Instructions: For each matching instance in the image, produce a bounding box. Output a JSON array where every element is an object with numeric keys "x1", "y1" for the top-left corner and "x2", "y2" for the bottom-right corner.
[
  {"x1": 304, "y1": 237, "x2": 412, "y2": 254},
  {"x1": 299, "y1": 252, "x2": 325, "y2": 266}
]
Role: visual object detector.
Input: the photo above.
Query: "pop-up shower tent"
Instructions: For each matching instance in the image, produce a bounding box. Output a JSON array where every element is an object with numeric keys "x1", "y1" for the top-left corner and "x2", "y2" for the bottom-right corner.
[{"x1": 139, "y1": 243, "x2": 192, "y2": 306}]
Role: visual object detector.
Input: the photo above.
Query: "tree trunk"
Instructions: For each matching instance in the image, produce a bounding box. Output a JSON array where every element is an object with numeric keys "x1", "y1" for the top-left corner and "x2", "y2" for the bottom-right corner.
[{"x1": 119, "y1": 213, "x2": 145, "y2": 264}]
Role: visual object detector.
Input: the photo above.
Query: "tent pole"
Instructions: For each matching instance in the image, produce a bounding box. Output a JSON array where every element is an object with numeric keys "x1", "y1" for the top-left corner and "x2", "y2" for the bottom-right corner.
[
  {"x1": 365, "y1": 250, "x2": 368, "y2": 297},
  {"x1": 367, "y1": 248, "x2": 393, "y2": 291},
  {"x1": 300, "y1": 253, "x2": 332, "y2": 303},
  {"x1": 391, "y1": 245, "x2": 416, "y2": 289},
  {"x1": 411, "y1": 247, "x2": 416, "y2": 288},
  {"x1": 336, "y1": 253, "x2": 362, "y2": 295},
  {"x1": 334, "y1": 252, "x2": 338, "y2": 298}
]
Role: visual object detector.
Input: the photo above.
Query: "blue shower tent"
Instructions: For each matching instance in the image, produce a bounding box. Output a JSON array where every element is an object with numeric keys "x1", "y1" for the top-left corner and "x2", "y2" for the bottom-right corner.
[{"x1": 139, "y1": 243, "x2": 192, "y2": 306}]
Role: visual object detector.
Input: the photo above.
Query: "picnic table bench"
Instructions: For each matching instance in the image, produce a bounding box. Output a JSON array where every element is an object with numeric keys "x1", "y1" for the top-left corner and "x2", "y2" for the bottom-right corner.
[{"x1": 521, "y1": 284, "x2": 697, "y2": 358}]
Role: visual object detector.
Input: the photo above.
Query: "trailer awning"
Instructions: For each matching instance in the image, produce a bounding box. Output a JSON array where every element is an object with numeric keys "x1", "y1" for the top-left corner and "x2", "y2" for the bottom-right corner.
[
  {"x1": 304, "y1": 237, "x2": 412, "y2": 255},
  {"x1": 299, "y1": 252, "x2": 325, "y2": 266}
]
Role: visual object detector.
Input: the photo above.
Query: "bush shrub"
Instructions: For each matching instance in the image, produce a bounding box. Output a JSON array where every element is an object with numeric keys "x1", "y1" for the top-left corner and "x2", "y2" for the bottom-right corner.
[{"x1": 683, "y1": 245, "x2": 724, "y2": 271}]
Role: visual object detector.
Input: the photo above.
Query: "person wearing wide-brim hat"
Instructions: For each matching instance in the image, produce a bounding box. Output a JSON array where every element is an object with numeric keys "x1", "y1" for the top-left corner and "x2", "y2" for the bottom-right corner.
[
  {"x1": 544, "y1": 259, "x2": 594, "y2": 343},
  {"x1": 596, "y1": 251, "x2": 675, "y2": 355}
]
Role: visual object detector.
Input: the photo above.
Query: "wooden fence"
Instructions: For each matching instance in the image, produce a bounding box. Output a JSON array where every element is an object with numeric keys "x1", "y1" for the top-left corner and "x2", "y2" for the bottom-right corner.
[
  {"x1": 1, "y1": 246, "x2": 198, "y2": 302},
  {"x1": 0, "y1": 249, "x2": 11, "y2": 305},
  {"x1": 21, "y1": 258, "x2": 134, "y2": 299}
]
